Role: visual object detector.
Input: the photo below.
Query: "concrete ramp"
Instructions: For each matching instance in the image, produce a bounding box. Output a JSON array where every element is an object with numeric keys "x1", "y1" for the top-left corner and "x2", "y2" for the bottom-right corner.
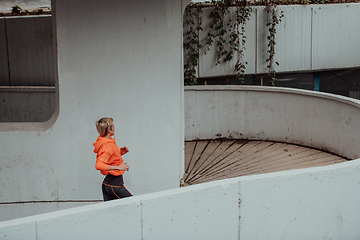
[{"x1": 183, "y1": 139, "x2": 348, "y2": 186}]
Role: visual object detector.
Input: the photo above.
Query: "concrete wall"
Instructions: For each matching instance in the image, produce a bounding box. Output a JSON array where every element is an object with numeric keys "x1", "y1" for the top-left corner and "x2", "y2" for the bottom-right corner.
[
  {"x1": 2, "y1": 5, "x2": 359, "y2": 122},
  {"x1": 185, "y1": 86, "x2": 360, "y2": 160},
  {"x1": 191, "y1": 3, "x2": 360, "y2": 77},
  {"x1": 1, "y1": 159, "x2": 359, "y2": 240},
  {"x1": 0, "y1": 0, "x2": 188, "y2": 221},
  {"x1": 0, "y1": 87, "x2": 56, "y2": 122}
]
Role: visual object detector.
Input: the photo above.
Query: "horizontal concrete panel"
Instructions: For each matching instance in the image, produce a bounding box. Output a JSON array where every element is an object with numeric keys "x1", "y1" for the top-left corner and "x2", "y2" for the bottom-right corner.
[
  {"x1": 312, "y1": 4, "x2": 360, "y2": 70},
  {"x1": 0, "y1": 91, "x2": 55, "y2": 122},
  {"x1": 191, "y1": 4, "x2": 360, "y2": 77},
  {"x1": 0, "y1": 221, "x2": 36, "y2": 240},
  {"x1": 36, "y1": 200, "x2": 142, "y2": 240},
  {"x1": 0, "y1": 201, "x2": 96, "y2": 222},
  {"x1": 142, "y1": 182, "x2": 240, "y2": 240},
  {"x1": 240, "y1": 161, "x2": 360, "y2": 239}
]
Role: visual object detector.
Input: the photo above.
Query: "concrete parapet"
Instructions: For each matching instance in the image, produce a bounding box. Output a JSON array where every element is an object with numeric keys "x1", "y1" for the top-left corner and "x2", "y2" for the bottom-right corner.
[
  {"x1": 185, "y1": 86, "x2": 360, "y2": 159},
  {"x1": 1, "y1": 159, "x2": 359, "y2": 239}
]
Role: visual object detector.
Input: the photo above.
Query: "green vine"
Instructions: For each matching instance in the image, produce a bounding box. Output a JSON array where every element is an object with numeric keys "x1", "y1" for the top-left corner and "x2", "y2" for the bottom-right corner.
[
  {"x1": 206, "y1": 1, "x2": 229, "y2": 65},
  {"x1": 233, "y1": 3, "x2": 254, "y2": 82},
  {"x1": 11, "y1": 5, "x2": 22, "y2": 14},
  {"x1": 266, "y1": 5, "x2": 284, "y2": 85},
  {"x1": 183, "y1": 0, "x2": 357, "y2": 86},
  {"x1": 184, "y1": 1, "x2": 252, "y2": 85},
  {"x1": 205, "y1": 1, "x2": 254, "y2": 82},
  {"x1": 183, "y1": 1, "x2": 254, "y2": 85},
  {"x1": 183, "y1": 4, "x2": 203, "y2": 85}
]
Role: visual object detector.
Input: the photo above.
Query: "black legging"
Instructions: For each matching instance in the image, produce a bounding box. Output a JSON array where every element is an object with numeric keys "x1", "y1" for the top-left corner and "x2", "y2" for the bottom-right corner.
[{"x1": 102, "y1": 174, "x2": 132, "y2": 201}]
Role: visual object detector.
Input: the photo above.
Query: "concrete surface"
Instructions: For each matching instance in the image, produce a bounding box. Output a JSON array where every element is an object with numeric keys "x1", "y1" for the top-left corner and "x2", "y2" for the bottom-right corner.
[
  {"x1": 0, "y1": 0, "x2": 188, "y2": 221},
  {"x1": 1, "y1": 158, "x2": 359, "y2": 240}
]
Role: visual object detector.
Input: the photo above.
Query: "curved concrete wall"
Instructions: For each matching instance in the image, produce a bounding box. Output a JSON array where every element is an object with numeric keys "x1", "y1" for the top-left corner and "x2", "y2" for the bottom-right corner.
[
  {"x1": 1, "y1": 159, "x2": 360, "y2": 239},
  {"x1": 185, "y1": 86, "x2": 360, "y2": 159}
]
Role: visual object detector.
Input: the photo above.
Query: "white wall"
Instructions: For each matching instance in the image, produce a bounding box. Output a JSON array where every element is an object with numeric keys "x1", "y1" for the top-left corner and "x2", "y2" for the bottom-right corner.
[
  {"x1": 0, "y1": 0, "x2": 189, "y2": 221},
  {"x1": 1, "y1": 159, "x2": 359, "y2": 240},
  {"x1": 185, "y1": 86, "x2": 360, "y2": 160},
  {"x1": 193, "y1": 4, "x2": 360, "y2": 77}
]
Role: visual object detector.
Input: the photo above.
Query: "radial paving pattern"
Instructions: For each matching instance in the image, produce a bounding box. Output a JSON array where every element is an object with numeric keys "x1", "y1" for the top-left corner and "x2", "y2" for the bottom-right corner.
[{"x1": 183, "y1": 139, "x2": 349, "y2": 186}]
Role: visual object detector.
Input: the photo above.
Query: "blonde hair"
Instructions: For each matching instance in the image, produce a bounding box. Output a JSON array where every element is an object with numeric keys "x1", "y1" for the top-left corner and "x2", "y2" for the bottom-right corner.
[{"x1": 96, "y1": 117, "x2": 114, "y2": 136}]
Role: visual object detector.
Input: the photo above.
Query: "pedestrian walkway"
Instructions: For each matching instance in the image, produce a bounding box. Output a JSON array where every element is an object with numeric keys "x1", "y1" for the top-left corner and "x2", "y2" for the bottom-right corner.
[{"x1": 183, "y1": 139, "x2": 349, "y2": 186}]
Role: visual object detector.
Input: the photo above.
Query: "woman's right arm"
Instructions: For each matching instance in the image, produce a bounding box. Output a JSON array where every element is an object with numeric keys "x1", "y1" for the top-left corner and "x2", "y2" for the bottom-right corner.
[{"x1": 108, "y1": 162, "x2": 129, "y2": 171}]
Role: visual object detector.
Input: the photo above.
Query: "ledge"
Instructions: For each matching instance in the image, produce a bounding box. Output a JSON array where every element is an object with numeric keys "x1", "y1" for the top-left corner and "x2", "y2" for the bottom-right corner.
[
  {"x1": 0, "y1": 86, "x2": 55, "y2": 93},
  {"x1": 185, "y1": 85, "x2": 360, "y2": 107}
]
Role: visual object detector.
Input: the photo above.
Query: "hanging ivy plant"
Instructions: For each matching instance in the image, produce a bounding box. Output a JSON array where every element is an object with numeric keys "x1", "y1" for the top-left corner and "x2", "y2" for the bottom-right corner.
[
  {"x1": 183, "y1": 1, "x2": 254, "y2": 85},
  {"x1": 233, "y1": 2, "x2": 254, "y2": 82},
  {"x1": 183, "y1": 4, "x2": 203, "y2": 85},
  {"x1": 206, "y1": 0, "x2": 229, "y2": 65},
  {"x1": 266, "y1": 4, "x2": 284, "y2": 85},
  {"x1": 183, "y1": 0, "x2": 358, "y2": 86}
]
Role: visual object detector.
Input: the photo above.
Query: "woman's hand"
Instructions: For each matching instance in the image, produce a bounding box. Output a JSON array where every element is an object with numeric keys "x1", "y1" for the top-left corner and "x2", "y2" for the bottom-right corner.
[
  {"x1": 120, "y1": 146, "x2": 129, "y2": 155},
  {"x1": 108, "y1": 162, "x2": 129, "y2": 171},
  {"x1": 118, "y1": 162, "x2": 129, "y2": 171}
]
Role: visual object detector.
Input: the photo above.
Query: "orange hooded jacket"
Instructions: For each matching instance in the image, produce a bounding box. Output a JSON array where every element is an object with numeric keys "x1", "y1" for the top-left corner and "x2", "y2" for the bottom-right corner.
[{"x1": 93, "y1": 136, "x2": 125, "y2": 176}]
